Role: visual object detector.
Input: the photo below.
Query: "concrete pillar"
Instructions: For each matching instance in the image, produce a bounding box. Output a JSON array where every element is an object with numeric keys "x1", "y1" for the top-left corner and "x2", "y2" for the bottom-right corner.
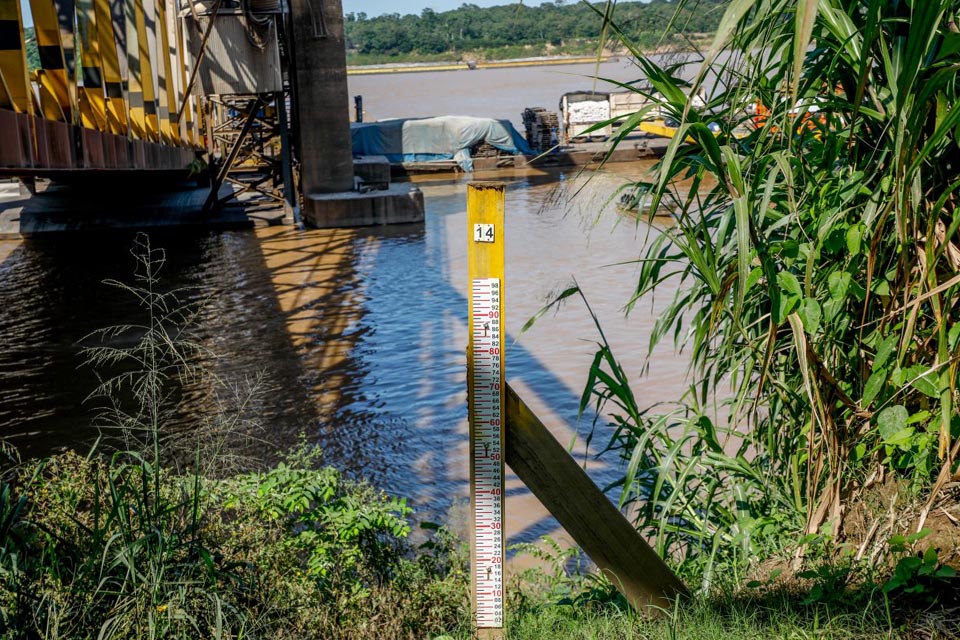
[{"x1": 288, "y1": 0, "x2": 355, "y2": 195}]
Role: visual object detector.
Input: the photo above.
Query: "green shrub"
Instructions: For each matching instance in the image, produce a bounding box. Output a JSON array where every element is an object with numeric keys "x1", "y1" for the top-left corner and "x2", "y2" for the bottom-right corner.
[{"x1": 0, "y1": 235, "x2": 469, "y2": 639}]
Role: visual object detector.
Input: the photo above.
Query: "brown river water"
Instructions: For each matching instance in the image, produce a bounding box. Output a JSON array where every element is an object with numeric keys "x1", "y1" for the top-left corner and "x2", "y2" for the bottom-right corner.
[{"x1": 0, "y1": 61, "x2": 691, "y2": 547}]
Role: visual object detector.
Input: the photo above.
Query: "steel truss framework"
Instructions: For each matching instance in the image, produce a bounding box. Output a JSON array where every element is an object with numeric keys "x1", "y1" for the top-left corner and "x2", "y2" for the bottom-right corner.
[{"x1": 0, "y1": 0, "x2": 206, "y2": 175}]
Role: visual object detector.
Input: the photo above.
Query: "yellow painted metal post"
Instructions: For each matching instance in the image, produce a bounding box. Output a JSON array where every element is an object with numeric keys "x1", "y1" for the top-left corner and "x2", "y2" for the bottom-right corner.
[
  {"x1": 0, "y1": 0, "x2": 34, "y2": 114},
  {"x1": 155, "y1": 0, "x2": 176, "y2": 143},
  {"x1": 29, "y1": 0, "x2": 70, "y2": 121},
  {"x1": 51, "y1": 0, "x2": 78, "y2": 121},
  {"x1": 123, "y1": 0, "x2": 156, "y2": 139},
  {"x1": 163, "y1": 0, "x2": 182, "y2": 142},
  {"x1": 139, "y1": 0, "x2": 159, "y2": 141},
  {"x1": 174, "y1": 13, "x2": 195, "y2": 145},
  {"x1": 76, "y1": 0, "x2": 106, "y2": 130},
  {"x1": 93, "y1": 0, "x2": 127, "y2": 134},
  {"x1": 466, "y1": 182, "x2": 506, "y2": 639},
  {"x1": 35, "y1": 71, "x2": 66, "y2": 120}
]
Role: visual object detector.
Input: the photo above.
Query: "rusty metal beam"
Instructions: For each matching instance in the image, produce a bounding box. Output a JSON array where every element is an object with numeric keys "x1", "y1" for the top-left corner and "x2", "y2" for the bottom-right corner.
[{"x1": 203, "y1": 96, "x2": 265, "y2": 213}]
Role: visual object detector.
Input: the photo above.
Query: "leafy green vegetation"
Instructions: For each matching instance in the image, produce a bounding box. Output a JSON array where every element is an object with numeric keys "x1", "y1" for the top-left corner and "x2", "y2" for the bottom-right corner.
[
  {"x1": 1, "y1": 447, "x2": 471, "y2": 639},
  {"x1": 24, "y1": 28, "x2": 39, "y2": 73},
  {"x1": 533, "y1": 0, "x2": 960, "y2": 596},
  {"x1": 345, "y1": 1, "x2": 729, "y2": 63},
  {"x1": 0, "y1": 236, "x2": 468, "y2": 639}
]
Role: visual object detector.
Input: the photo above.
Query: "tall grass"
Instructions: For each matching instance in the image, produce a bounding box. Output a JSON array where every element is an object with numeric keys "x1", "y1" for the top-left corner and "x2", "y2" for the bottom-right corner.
[
  {"x1": 0, "y1": 235, "x2": 469, "y2": 639},
  {"x1": 539, "y1": 0, "x2": 960, "y2": 587}
]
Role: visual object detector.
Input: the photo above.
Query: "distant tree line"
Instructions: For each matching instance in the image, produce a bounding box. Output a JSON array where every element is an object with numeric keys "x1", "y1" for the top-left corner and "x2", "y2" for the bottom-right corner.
[
  {"x1": 25, "y1": 28, "x2": 40, "y2": 72},
  {"x1": 345, "y1": 1, "x2": 730, "y2": 57}
]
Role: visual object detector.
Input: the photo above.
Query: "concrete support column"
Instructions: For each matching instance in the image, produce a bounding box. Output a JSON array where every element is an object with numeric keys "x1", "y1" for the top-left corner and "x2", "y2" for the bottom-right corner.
[{"x1": 288, "y1": 0, "x2": 355, "y2": 195}]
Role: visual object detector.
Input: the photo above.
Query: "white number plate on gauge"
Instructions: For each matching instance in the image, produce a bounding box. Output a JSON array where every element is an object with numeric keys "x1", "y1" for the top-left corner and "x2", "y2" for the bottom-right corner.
[{"x1": 471, "y1": 277, "x2": 504, "y2": 628}]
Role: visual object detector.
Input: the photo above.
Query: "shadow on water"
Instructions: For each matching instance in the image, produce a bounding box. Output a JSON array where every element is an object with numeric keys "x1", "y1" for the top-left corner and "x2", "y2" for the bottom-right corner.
[
  {"x1": 323, "y1": 167, "x2": 636, "y2": 548},
  {"x1": 0, "y1": 230, "x2": 321, "y2": 462},
  {"x1": 0, "y1": 161, "x2": 683, "y2": 552}
]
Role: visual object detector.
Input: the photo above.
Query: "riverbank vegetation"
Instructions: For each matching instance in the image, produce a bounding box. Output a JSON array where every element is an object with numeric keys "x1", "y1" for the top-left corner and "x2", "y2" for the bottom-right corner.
[
  {"x1": 344, "y1": 1, "x2": 727, "y2": 66},
  {"x1": 0, "y1": 227, "x2": 951, "y2": 640},
  {"x1": 0, "y1": 237, "x2": 467, "y2": 639},
  {"x1": 8, "y1": 1, "x2": 960, "y2": 636},
  {"x1": 527, "y1": 0, "x2": 960, "y2": 618}
]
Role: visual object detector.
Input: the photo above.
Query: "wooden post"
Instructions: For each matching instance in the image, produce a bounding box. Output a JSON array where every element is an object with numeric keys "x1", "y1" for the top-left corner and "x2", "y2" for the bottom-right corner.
[
  {"x1": 504, "y1": 384, "x2": 688, "y2": 611},
  {"x1": 467, "y1": 182, "x2": 506, "y2": 639}
]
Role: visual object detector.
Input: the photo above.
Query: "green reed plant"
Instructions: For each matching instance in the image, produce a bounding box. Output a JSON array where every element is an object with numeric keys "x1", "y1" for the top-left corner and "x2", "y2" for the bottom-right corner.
[{"x1": 534, "y1": 0, "x2": 960, "y2": 587}]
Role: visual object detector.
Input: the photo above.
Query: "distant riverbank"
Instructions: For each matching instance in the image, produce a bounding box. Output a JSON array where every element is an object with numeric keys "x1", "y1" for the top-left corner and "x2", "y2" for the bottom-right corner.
[{"x1": 347, "y1": 54, "x2": 618, "y2": 76}]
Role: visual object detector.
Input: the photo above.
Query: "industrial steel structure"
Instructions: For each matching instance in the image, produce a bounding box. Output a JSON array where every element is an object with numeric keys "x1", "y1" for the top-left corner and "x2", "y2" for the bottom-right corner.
[
  {"x1": 1, "y1": 0, "x2": 200, "y2": 176},
  {"x1": 0, "y1": 0, "x2": 424, "y2": 227}
]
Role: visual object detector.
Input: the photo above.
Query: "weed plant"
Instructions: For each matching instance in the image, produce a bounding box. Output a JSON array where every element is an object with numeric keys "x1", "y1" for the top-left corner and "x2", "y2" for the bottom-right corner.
[
  {"x1": 0, "y1": 235, "x2": 469, "y2": 639},
  {"x1": 527, "y1": 0, "x2": 960, "y2": 596}
]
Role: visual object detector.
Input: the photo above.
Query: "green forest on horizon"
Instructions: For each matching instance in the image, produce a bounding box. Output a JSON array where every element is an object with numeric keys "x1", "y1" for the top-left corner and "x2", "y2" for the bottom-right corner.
[
  {"x1": 345, "y1": 0, "x2": 730, "y2": 63},
  {"x1": 20, "y1": 2, "x2": 730, "y2": 72}
]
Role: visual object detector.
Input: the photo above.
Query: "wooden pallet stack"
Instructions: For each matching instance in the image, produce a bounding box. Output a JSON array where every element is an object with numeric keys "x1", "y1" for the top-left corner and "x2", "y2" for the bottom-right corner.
[
  {"x1": 522, "y1": 107, "x2": 560, "y2": 152},
  {"x1": 471, "y1": 141, "x2": 501, "y2": 158}
]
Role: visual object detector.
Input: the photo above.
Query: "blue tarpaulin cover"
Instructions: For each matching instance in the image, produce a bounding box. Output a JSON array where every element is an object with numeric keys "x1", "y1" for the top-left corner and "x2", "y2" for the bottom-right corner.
[{"x1": 350, "y1": 116, "x2": 533, "y2": 171}]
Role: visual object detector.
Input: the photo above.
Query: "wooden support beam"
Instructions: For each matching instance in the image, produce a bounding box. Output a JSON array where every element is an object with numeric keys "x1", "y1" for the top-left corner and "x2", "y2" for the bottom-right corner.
[
  {"x1": 0, "y1": 0, "x2": 33, "y2": 114},
  {"x1": 504, "y1": 383, "x2": 688, "y2": 612}
]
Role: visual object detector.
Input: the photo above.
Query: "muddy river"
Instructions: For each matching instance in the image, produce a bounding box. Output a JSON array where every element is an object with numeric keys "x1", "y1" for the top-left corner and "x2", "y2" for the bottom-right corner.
[{"x1": 0, "y1": 61, "x2": 690, "y2": 546}]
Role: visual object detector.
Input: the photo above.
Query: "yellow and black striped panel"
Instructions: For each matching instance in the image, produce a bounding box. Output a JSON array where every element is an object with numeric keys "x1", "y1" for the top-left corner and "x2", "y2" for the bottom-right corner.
[
  {"x1": 0, "y1": 0, "x2": 32, "y2": 114},
  {"x1": 155, "y1": 0, "x2": 176, "y2": 144},
  {"x1": 122, "y1": 0, "x2": 143, "y2": 138},
  {"x1": 139, "y1": 0, "x2": 159, "y2": 141},
  {"x1": 52, "y1": 0, "x2": 79, "y2": 122},
  {"x1": 174, "y1": 17, "x2": 195, "y2": 145},
  {"x1": 29, "y1": 0, "x2": 70, "y2": 121},
  {"x1": 94, "y1": 0, "x2": 127, "y2": 134},
  {"x1": 76, "y1": 0, "x2": 106, "y2": 129},
  {"x1": 124, "y1": 0, "x2": 158, "y2": 140}
]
